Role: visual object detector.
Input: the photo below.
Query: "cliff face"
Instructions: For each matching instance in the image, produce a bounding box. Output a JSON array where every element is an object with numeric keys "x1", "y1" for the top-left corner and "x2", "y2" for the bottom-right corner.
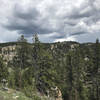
[
  {"x1": 1, "y1": 45, "x2": 16, "y2": 62},
  {"x1": 0, "y1": 41, "x2": 80, "y2": 63},
  {"x1": 0, "y1": 41, "x2": 93, "y2": 64}
]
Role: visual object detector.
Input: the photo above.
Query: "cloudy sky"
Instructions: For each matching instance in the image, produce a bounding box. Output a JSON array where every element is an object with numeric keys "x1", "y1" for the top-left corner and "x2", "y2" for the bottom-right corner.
[{"x1": 0, "y1": 0, "x2": 100, "y2": 43}]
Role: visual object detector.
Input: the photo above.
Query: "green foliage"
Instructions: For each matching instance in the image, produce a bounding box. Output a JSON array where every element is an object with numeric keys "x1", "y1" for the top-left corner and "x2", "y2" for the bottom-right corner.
[
  {"x1": 8, "y1": 71, "x2": 15, "y2": 89},
  {"x1": 32, "y1": 41, "x2": 55, "y2": 95},
  {"x1": 33, "y1": 33, "x2": 40, "y2": 43},
  {"x1": 0, "y1": 57, "x2": 8, "y2": 82},
  {"x1": 1, "y1": 36, "x2": 100, "y2": 100},
  {"x1": 18, "y1": 35, "x2": 27, "y2": 43}
]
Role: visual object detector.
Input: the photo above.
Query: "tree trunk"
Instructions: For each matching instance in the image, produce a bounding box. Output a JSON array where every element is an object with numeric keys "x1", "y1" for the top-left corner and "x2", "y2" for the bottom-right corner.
[{"x1": 75, "y1": 89, "x2": 78, "y2": 100}]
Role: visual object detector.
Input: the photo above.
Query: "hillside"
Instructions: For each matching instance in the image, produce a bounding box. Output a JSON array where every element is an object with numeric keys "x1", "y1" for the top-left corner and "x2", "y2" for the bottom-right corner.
[
  {"x1": 0, "y1": 87, "x2": 32, "y2": 100},
  {"x1": 0, "y1": 39, "x2": 100, "y2": 100},
  {"x1": 0, "y1": 86, "x2": 54, "y2": 100}
]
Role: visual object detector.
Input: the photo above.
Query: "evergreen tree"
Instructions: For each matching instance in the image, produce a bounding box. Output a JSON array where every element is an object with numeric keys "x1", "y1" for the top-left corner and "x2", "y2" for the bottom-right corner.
[
  {"x1": 32, "y1": 34, "x2": 55, "y2": 95},
  {"x1": 66, "y1": 52, "x2": 73, "y2": 100},
  {"x1": 92, "y1": 39, "x2": 100, "y2": 100},
  {"x1": 33, "y1": 33, "x2": 40, "y2": 43},
  {"x1": 0, "y1": 57, "x2": 8, "y2": 82},
  {"x1": 18, "y1": 35, "x2": 27, "y2": 43},
  {"x1": 12, "y1": 35, "x2": 31, "y2": 89},
  {"x1": 72, "y1": 47, "x2": 88, "y2": 100}
]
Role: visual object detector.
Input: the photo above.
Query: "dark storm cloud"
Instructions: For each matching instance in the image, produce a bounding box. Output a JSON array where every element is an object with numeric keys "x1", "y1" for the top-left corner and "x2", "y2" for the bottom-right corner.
[
  {"x1": 4, "y1": 5, "x2": 54, "y2": 36},
  {"x1": 5, "y1": 21, "x2": 53, "y2": 35},
  {"x1": 14, "y1": 6, "x2": 40, "y2": 20}
]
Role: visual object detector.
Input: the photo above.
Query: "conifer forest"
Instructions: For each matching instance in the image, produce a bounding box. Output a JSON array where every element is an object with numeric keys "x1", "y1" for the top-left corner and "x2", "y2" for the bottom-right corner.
[{"x1": 0, "y1": 34, "x2": 100, "y2": 100}]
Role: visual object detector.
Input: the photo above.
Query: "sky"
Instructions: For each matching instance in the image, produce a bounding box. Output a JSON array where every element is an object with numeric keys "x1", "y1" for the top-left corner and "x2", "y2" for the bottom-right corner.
[{"x1": 0, "y1": 0, "x2": 100, "y2": 43}]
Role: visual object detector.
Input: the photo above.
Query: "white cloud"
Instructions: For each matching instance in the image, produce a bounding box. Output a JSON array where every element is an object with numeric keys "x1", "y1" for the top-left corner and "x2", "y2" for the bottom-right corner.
[
  {"x1": 54, "y1": 36, "x2": 76, "y2": 42},
  {"x1": 0, "y1": 0, "x2": 100, "y2": 43}
]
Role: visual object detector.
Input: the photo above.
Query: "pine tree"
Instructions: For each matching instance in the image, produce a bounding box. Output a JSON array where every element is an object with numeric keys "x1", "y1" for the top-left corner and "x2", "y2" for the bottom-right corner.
[
  {"x1": 0, "y1": 57, "x2": 8, "y2": 82},
  {"x1": 18, "y1": 35, "x2": 27, "y2": 43},
  {"x1": 33, "y1": 33, "x2": 40, "y2": 43},
  {"x1": 92, "y1": 39, "x2": 100, "y2": 100},
  {"x1": 66, "y1": 52, "x2": 73, "y2": 100},
  {"x1": 32, "y1": 34, "x2": 55, "y2": 95},
  {"x1": 12, "y1": 35, "x2": 31, "y2": 89},
  {"x1": 72, "y1": 47, "x2": 87, "y2": 100},
  {"x1": 32, "y1": 34, "x2": 41, "y2": 87}
]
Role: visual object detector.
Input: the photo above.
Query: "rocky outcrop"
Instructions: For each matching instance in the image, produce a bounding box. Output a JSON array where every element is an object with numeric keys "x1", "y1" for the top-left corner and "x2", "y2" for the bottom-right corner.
[
  {"x1": 0, "y1": 45, "x2": 16, "y2": 63},
  {"x1": 51, "y1": 86, "x2": 63, "y2": 100},
  {"x1": 55, "y1": 87, "x2": 63, "y2": 100}
]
